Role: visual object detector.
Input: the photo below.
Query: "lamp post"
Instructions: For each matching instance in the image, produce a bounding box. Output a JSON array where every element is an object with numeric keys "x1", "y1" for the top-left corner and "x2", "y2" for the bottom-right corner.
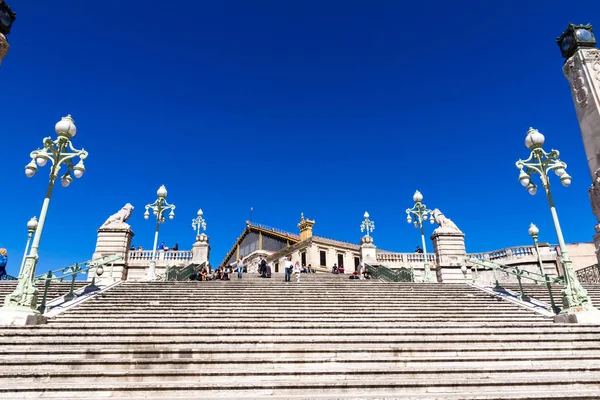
[
  {"x1": 0, "y1": 0, "x2": 16, "y2": 65},
  {"x1": 528, "y1": 222, "x2": 561, "y2": 314},
  {"x1": 0, "y1": 115, "x2": 88, "y2": 323},
  {"x1": 516, "y1": 127, "x2": 591, "y2": 311},
  {"x1": 192, "y1": 209, "x2": 207, "y2": 239},
  {"x1": 144, "y1": 185, "x2": 175, "y2": 280},
  {"x1": 19, "y1": 217, "x2": 38, "y2": 277},
  {"x1": 406, "y1": 190, "x2": 436, "y2": 283},
  {"x1": 360, "y1": 211, "x2": 375, "y2": 237}
]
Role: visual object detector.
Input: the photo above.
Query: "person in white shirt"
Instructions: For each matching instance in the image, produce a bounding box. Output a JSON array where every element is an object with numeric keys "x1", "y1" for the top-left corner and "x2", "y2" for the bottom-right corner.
[
  {"x1": 293, "y1": 261, "x2": 301, "y2": 283},
  {"x1": 236, "y1": 258, "x2": 244, "y2": 279}
]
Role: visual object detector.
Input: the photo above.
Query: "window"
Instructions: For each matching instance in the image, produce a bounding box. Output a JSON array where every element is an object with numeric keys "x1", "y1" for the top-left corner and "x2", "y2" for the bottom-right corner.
[
  {"x1": 354, "y1": 256, "x2": 360, "y2": 271},
  {"x1": 301, "y1": 252, "x2": 306, "y2": 267},
  {"x1": 319, "y1": 250, "x2": 327, "y2": 266},
  {"x1": 337, "y1": 253, "x2": 344, "y2": 267}
]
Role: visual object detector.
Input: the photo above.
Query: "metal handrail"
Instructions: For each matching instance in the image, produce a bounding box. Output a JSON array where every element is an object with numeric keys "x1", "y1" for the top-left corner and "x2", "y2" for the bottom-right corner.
[
  {"x1": 164, "y1": 261, "x2": 206, "y2": 281},
  {"x1": 35, "y1": 254, "x2": 123, "y2": 313},
  {"x1": 365, "y1": 264, "x2": 414, "y2": 283},
  {"x1": 575, "y1": 264, "x2": 600, "y2": 284},
  {"x1": 465, "y1": 256, "x2": 562, "y2": 314}
]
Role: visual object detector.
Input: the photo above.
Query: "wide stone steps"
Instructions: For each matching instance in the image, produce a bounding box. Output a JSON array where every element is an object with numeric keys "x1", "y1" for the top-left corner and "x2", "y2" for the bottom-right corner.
[
  {"x1": 2, "y1": 280, "x2": 599, "y2": 398},
  {"x1": 0, "y1": 375, "x2": 599, "y2": 399}
]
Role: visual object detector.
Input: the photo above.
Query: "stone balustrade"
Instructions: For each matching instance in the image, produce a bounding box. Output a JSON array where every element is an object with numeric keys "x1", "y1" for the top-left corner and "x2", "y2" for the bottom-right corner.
[
  {"x1": 467, "y1": 246, "x2": 556, "y2": 263},
  {"x1": 127, "y1": 250, "x2": 193, "y2": 267},
  {"x1": 376, "y1": 252, "x2": 436, "y2": 265}
]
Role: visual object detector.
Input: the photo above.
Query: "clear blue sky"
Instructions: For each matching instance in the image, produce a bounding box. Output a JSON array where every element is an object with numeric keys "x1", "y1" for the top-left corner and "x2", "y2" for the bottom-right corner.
[{"x1": 2, "y1": 0, "x2": 600, "y2": 275}]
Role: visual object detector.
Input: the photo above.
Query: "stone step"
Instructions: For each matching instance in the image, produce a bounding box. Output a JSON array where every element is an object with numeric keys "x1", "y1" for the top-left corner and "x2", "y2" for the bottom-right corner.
[
  {"x1": 0, "y1": 374, "x2": 598, "y2": 398},
  {"x1": 3, "y1": 367, "x2": 600, "y2": 385}
]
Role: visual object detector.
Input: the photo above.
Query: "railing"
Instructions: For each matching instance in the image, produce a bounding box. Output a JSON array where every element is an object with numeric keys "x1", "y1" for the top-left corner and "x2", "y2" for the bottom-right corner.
[
  {"x1": 0, "y1": 274, "x2": 17, "y2": 280},
  {"x1": 467, "y1": 246, "x2": 555, "y2": 261},
  {"x1": 164, "y1": 262, "x2": 206, "y2": 281},
  {"x1": 34, "y1": 254, "x2": 123, "y2": 313},
  {"x1": 576, "y1": 264, "x2": 600, "y2": 283},
  {"x1": 127, "y1": 250, "x2": 193, "y2": 262},
  {"x1": 376, "y1": 252, "x2": 436, "y2": 264},
  {"x1": 365, "y1": 264, "x2": 414, "y2": 283},
  {"x1": 248, "y1": 221, "x2": 300, "y2": 239},
  {"x1": 465, "y1": 256, "x2": 563, "y2": 314}
]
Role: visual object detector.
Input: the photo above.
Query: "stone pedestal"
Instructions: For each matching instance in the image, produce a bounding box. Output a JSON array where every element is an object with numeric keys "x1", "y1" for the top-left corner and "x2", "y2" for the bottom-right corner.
[
  {"x1": 431, "y1": 230, "x2": 466, "y2": 283},
  {"x1": 0, "y1": 306, "x2": 47, "y2": 326},
  {"x1": 360, "y1": 236, "x2": 377, "y2": 265},
  {"x1": 554, "y1": 304, "x2": 600, "y2": 324},
  {"x1": 191, "y1": 234, "x2": 210, "y2": 270},
  {"x1": 90, "y1": 226, "x2": 134, "y2": 282}
]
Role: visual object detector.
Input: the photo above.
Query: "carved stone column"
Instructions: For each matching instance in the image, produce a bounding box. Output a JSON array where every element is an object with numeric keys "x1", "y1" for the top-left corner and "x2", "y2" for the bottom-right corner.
[
  {"x1": 563, "y1": 47, "x2": 600, "y2": 263},
  {"x1": 191, "y1": 234, "x2": 210, "y2": 270}
]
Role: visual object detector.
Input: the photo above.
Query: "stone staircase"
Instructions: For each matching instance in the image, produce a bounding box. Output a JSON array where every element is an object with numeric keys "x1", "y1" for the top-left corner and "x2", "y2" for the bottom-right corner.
[{"x1": 0, "y1": 274, "x2": 600, "y2": 399}]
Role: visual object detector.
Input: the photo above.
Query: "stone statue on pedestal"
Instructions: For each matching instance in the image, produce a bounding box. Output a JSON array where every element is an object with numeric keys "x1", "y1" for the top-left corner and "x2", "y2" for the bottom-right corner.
[
  {"x1": 589, "y1": 169, "x2": 600, "y2": 233},
  {"x1": 432, "y1": 209, "x2": 462, "y2": 234},
  {"x1": 100, "y1": 204, "x2": 134, "y2": 229}
]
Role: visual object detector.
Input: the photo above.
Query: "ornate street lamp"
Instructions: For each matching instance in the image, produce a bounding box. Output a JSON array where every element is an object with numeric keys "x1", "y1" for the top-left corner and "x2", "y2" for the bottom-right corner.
[
  {"x1": 192, "y1": 209, "x2": 207, "y2": 239},
  {"x1": 406, "y1": 190, "x2": 436, "y2": 283},
  {"x1": 0, "y1": 1, "x2": 16, "y2": 65},
  {"x1": 528, "y1": 223, "x2": 561, "y2": 314},
  {"x1": 19, "y1": 217, "x2": 38, "y2": 277},
  {"x1": 144, "y1": 185, "x2": 175, "y2": 280},
  {"x1": 516, "y1": 127, "x2": 592, "y2": 312},
  {"x1": 360, "y1": 211, "x2": 375, "y2": 237},
  {"x1": 0, "y1": 115, "x2": 88, "y2": 323}
]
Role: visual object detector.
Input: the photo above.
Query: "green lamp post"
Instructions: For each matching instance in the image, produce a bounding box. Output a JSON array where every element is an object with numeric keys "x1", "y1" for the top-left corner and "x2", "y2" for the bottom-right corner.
[
  {"x1": 516, "y1": 127, "x2": 591, "y2": 312},
  {"x1": 406, "y1": 190, "x2": 436, "y2": 283},
  {"x1": 144, "y1": 185, "x2": 175, "y2": 280},
  {"x1": 19, "y1": 216, "x2": 38, "y2": 277},
  {"x1": 0, "y1": 115, "x2": 88, "y2": 325}
]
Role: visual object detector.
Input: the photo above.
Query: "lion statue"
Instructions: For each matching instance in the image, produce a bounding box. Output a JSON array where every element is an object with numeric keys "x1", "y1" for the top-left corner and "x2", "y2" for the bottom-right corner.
[
  {"x1": 100, "y1": 203, "x2": 134, "y2": 229},
  {"x1": 432, "y1": 208, "x2": 462, "y2": 234}
]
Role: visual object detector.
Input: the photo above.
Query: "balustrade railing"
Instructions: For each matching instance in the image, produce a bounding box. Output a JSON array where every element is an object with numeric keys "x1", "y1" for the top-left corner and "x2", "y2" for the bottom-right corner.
[
  {"x1": 127, "y1": 250, "x2": 193, "y2": 262},
  {"x1": 0, "y1": 274, "x2": 17, "y2": 280},
  {"x1": 376, "y1": 252, "x2": 436, "y2": 264},
  {"x1": 249, "y1": 222, "x2": 300, "y2": 239},
  {"x1": 576, "y1": 264, "x2": 600, "y2": 284},
  {"x1": 164, "y1": 261, "x2": 207, "y2": 281},
  {"x1": 467, "y1": 246, "x2": 554, "y2": 261}
]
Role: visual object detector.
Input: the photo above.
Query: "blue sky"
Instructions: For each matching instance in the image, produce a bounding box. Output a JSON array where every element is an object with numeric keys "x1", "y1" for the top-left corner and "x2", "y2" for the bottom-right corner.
[{"x1": 2, "y1": 0, "x2": 600, "y2": 275}]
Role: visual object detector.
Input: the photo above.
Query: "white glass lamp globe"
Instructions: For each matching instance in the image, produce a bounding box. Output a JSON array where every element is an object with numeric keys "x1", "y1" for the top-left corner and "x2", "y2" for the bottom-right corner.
[
  {"x1": 25, "y1": 161, "x2": 37, "y2": 178},
  {"x1": 363, "y1": 211, "x2": 369, "y2": 219},
  {"x1": 169, "y1": 212, "x2": 175, "y2": 220},
  {"x1": 413, "y1": 190, "x2": 423, "y2": 203},
  {"x1": 55, "y1": 115, "x2": 77, "y2": 138},
  {"x1": 61, "y1": 175, "x2": 72, "y2": 187},
  {"x1": 560, "y1": 173, "x2": 572, "y2": 187},
  {"x1": 197, "y1": 209, "x2": 203, "y2": 217},
  {"x1": 144, "y1": 211, "x2": 150, "y2": 220},
  {"x1": 73, "y1": 161, "x2": 85, "y2": 178},
  {"x1": 518, "y1": 170, "x2": 530, "y2": 187},
  {"x1": 406, "y1": 215, "x2": 412, "y2": 224},
  {"x1": 27, "y1": 216, "x2": 38, "y2": 231},
  {"x1": 524, "y1": 127, "x2": 545, "y2": 150},
  {"x1": 157, "y1": 185, "x2": 168, "y2": 198},
  {"x1": 528, "y1": 223, "x2": 539, "y2": 237},
  {"x1": 527, "y1": 183, "x2": 537, "y2": 195},
  {"x1": 554, "y1": 167, "x2": 566, "y2": 177},
  {"x1": 36, "y1": 157, "x2": 47, "y2": 167}
]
